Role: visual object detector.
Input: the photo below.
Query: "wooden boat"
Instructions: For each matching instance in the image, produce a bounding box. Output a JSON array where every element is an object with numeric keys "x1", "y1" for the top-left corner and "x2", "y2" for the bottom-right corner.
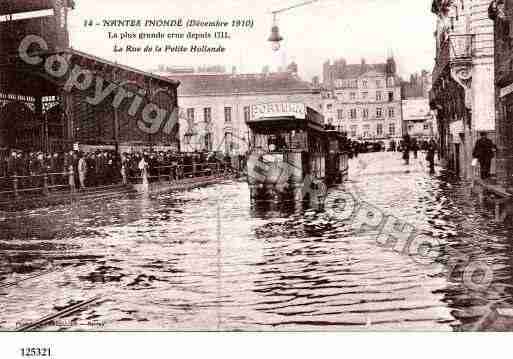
[{"x1": 246, "y1": 102, "x2": 349, "y2": 207}]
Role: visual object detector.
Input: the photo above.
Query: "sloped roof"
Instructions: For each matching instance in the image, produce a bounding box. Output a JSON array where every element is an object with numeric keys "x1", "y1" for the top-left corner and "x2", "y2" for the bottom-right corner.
[
  {"x1": 171, "y1": 72, "x2": 317, "y2": 96},
  {"x1": 359, "y1": 69, "x2": 384, "y2": 79},
  {"x1": 67, "y1": 49, "x2": 180, "y2": 87},
  {"x1": 332, "y1": 63, "x2": 387, "y2": 80},
  {"x1": 0, "y1": 0, "x2": 75, "y2": 15}
]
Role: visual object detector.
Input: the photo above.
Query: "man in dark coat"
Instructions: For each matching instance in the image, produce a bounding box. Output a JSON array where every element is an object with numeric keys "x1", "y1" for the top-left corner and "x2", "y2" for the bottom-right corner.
[
  {"x1": 473, "y1": 132, "x2": 496, "y2": 179},
  {"x1": 402, "y1": 134, "x2": 411, "y2": 165},
  {"x1": 426, "y1": 139, "x2": 437, "y2": 174}
]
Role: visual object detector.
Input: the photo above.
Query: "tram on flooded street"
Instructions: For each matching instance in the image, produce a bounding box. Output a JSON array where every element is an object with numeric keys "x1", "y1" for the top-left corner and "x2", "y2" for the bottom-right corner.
[{"x1": 246, "y1": 102, "x2": 349, "y2": 208}]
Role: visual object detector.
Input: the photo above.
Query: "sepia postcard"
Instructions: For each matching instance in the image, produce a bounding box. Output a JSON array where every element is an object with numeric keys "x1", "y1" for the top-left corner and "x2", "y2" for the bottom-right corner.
[{"x1": 0, "y1": 0, "x2": 512, "y2": 357}]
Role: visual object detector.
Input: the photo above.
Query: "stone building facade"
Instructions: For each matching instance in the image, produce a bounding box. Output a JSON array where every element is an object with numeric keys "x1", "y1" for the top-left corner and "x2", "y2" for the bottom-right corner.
[
  {"x1": 402, "y1": 98, "x2": 436, "y2": 139},
  {"x1": 489, "y1": 0, "x2": 513, "y2": 188},
  {"x1": 401, "y1": 72, "x2": 436, "y2": 139},
  {"x1": 320, "y1": 57, "x2": 403, "y2": 141},
  {"x1": 430, "y1": 0, "x2": 495, "y2": 179},
  {"x1": 167, "y1": 71, "x2": 321, "y2": 155}
]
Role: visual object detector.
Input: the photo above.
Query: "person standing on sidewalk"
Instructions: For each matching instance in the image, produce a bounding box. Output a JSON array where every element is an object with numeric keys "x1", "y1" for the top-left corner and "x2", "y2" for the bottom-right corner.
[{"x1": 472, "y1": 132, "x2": 496, "y2": 180}]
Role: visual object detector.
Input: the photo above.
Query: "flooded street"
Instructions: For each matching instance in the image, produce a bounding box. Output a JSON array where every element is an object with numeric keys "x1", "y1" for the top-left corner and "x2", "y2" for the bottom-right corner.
[{"x1": 2, "y1": 152, "x2": 513, "y2": 331}]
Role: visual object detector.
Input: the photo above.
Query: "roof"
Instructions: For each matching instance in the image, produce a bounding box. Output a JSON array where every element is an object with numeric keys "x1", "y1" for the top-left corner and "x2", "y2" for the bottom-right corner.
[
  {"x1": 331, "y1": 63, "x2": 387, "y2": 80},
  {"x1": 402, "y1": 81, "x2": 429, "y2": 99},
  {"x1": 0, "y1": 47, "x2": 180, "y2": 98},
  {"x1": 0, "y1": 0, "x2": 75, "y2": 16},
  {"x1": 359, "y1": 70, "x2": 384, "y2": 79},
  {"x1": 169, "y1": 72, "x2": 317, "y2": 96},
  {"x1": 65, "y1": 49, "x2": 180, "y2": 87}
]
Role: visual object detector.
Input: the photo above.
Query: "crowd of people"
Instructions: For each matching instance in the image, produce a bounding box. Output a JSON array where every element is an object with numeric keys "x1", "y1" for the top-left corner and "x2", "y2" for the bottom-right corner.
[
  {"x1": 0, "y1": 148, "x2": 243, "y2": 193},
  {"x1": 400, "y1": 134, "x2": 438, "y2": 172}
]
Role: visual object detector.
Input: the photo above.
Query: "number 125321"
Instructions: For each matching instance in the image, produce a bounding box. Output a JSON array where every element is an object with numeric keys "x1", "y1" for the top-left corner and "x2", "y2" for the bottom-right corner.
[{"x1": 20, "y1": 348, "x2": 52, "y2": 357}]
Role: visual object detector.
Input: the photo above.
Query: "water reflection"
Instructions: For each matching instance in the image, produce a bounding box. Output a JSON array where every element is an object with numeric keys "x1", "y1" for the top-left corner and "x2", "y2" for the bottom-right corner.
[{"x1": 1, "y1": 153, "x2": 513, "y2": 330}]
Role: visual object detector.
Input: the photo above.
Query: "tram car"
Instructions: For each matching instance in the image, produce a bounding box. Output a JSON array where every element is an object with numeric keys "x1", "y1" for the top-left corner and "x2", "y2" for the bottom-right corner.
[{"x1": 246, "y1": 102, "x2": 348, "y2": 207}]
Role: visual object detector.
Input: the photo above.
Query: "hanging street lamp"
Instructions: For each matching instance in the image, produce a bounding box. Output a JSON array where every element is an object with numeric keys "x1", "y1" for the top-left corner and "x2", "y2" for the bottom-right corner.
[
  {"x1": 268, "y1": 14, "x2": 283, "y2": 52},
  {"x1": 267, "y1": 0, "x2": 320, "y2": 52}
]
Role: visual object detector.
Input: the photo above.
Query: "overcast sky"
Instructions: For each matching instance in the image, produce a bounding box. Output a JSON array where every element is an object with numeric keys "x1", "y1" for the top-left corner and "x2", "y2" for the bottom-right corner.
[{"x1": 68, "y1": 0, "x2": 436, "y2": 81}]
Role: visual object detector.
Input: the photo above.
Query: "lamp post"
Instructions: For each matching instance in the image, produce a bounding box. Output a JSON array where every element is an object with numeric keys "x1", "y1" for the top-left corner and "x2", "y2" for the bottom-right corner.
[{"x1": 268, "y1": 0, "x2": 320, "y2": 52}]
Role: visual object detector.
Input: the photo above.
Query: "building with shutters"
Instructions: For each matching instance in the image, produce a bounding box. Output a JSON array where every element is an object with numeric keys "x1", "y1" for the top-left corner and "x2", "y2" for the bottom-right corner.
[
  {"x1": 489, "y1": 0, "x2": 513, "y2": 189},
  {"x1": 430, "y1": 0, "x2": 495, "y2": 179},
  {"x1": 320, "y1": 57, "x2": 403, "y2": 141},
  {"x1": 401, "y1": 71, "x2": 436, "y2": 140},
  {"x1": 166, "y1": 68, "x2": 321, "y2": 155}
]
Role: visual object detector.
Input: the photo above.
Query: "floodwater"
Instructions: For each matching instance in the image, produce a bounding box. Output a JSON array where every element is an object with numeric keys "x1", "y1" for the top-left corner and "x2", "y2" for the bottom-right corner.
[{"x1": 1, "y1": 152, "x2": 513, "y2": 331}]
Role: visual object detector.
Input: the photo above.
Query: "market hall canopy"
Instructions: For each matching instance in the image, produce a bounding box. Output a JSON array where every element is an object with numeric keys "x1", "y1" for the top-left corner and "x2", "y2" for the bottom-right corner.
[{"x1": 0, "y1": 0, "x2": 75, "y2": 16}]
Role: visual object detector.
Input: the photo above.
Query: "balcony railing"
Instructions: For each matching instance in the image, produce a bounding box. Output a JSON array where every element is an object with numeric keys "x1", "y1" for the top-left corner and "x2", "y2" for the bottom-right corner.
[{"x1": 433, "y1": 34, "x2": 474, "y2": 84}]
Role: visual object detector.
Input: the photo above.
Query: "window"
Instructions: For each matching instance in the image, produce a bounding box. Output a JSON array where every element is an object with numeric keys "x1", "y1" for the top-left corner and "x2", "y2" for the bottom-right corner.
[
  {"x1": 408, "y1": 124, "x2": 414, "y2": 133},
  {"x1": 337, "y1": 109, "x2": 344, "y2": 120},
  {"x1": 376, "y1": 108, "x2": 383, "y2": 118},
  {"x1": 424, "y1": 123, "x2": 430, "y2": 130},
  {"x1": 352, "y1": 79, "x2": 358, "y2": 88},
  {"x1": 225, "y1": 132, "x2": 233, "y2": 153},
  {"x1": 244, "y1": 106, "x2": 251, "y2": 122},
  {"x1": 388, "y1": 107, "x2": 395, "y2": 118},
  {"x1": 187, "y1": 108, "x2": 195, "y2": 121},
  {"x1": 389, "y1": 123, "x2": 396, "y2": 135},
  {"x1": 327, "y1": 104, "x2": 333, "y2": 111},
  {"x1": 388, "y1": 92, "x2": 394, "y2": 102},
  {"x1": 362, "y1": 80, "x2": 368, "y2": 88},
  {"x1": 327, "y1": 118, "x2": 333, "y2": 125},
  {"x1": 387, "y1": 77, "x2": 394, "y2": 87},
  {"x1": 362, "y1": 92, "x2": 368, "y2": 100},
  {"x1": 363, "y1": 124, "x2": 371, "y2": 138},
  {"x1": 319, "y1": 104, "x2": 323, "y2": 110},
  {"x1": 350, "y1": 125, "x2": 357, "y2": 137},
  {"x1": 376, "y1": 91, "x2": 383, "y2": 101},
  {"x1": 336, "y1": 92, "x2": 344, "y2": 100},
  {"x1": 377, "y1": 123, "x2": 383, "y2": 136},
  {"x1": 204, "y1": 107, "x2": 212, "y2": 123},
  {"x1": 204, "y1": 132, "x2": 213, "y2": 151},
  {"x1": 362, "y1": 108, "x2": 369, "y2": 118},
  {"x1": 350, "y1": 92, "x2": 356, "y2": 100},
  {"x1": 224, "y1": 107, "x2": 232, "y2": 123},
  {"x1": 184, "y1": 134, "x2": 192, "y2": 145},
  {"x1": 350, "y1": 108, "x2": 357, "y2": 119},
  {"x1": 186, "y1": 108, "x2": 195, "y2": 133}
]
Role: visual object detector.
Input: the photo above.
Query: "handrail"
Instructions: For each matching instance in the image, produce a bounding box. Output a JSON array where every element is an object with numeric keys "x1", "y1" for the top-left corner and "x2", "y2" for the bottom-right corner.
[
  {"x1": 0, "y1": 160, "x2": 243, "y2": 198},
  {"x1": 0, "y1": 170, "x2": 75, "y2": 199},
  {"x1": 11, "y1": 172, "x2": 69, "y2": 179}
]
